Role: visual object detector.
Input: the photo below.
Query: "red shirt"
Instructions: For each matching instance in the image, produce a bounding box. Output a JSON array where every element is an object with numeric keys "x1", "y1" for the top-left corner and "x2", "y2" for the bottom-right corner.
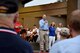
[{"x1": 14, "y1": 21, "x2": 22, "y2": 33}]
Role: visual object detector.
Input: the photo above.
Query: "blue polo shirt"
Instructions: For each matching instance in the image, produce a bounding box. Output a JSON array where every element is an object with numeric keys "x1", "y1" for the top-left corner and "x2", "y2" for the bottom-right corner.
[
  {"x1": 0, "y1": 27, "x2": 33, "y2": 53},
  {"x1": 39, "y1": 19, "x2": 49, "y2": 30},
  {"x1": 50, "y1": 35, "x2": 80, "y2": 53},
  {"x1": 49, "y1": 26, "x2": 56, "y2": 36}
]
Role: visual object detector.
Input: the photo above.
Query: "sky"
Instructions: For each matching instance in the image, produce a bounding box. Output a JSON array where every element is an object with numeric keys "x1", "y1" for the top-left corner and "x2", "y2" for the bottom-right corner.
[{"x1": 24, "y1": 0, "x2": 58, "y2": 7}]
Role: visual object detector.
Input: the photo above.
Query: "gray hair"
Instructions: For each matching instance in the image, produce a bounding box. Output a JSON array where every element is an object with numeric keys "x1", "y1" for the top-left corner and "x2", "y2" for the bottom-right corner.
[{"x1": 0, "y1": 13, "x2": 17, "y2": 20}]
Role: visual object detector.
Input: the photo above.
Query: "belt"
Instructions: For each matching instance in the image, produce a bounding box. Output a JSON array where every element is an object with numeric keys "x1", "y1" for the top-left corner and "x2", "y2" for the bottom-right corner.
[{"x1": 41, "y1": 29, "x2": 48, "y2": 31}]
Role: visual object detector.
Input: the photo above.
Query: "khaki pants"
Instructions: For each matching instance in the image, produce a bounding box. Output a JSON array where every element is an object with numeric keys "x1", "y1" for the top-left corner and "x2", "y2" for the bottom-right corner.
[{"x1": 39, "y1": 30, "x2": 49, "y2": 51}]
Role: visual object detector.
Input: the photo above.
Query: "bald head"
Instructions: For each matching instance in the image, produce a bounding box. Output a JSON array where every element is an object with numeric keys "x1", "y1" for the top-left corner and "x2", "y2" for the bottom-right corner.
[
  {"x1": 72, "y1": 10, "x2": 80, "y2": 15},
  {"x1": 42, "y1": 14, "x2": 47, "y2": 20},
  {"x1": 71, "y1": 10, "x2": 80, "y2": 18},
  {"x1": 69, "y1": 10, "x2": 80, "y2": 32}
]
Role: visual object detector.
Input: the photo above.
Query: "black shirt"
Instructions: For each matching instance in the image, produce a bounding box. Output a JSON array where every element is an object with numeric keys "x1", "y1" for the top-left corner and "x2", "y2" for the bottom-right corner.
[{"x1": 0, "y1": 27, "x2": 33, "y2": 53}]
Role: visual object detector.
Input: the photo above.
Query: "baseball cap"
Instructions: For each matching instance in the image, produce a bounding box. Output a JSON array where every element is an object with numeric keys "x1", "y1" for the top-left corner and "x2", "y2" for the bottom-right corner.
[
  {"x1": 60, "y1": 27, "x2": 70, "y2": 37},
  {"x1": 0, "y1": 0, "x2": 18, "y2": 14}
]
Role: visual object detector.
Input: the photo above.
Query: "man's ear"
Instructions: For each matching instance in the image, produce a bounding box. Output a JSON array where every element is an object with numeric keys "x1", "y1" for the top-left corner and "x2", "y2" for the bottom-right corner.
[
  {"x1": 13, "y1": 13, "x2": 19, "y2": 23},
  {"x1": 13, "y1": 17, "x2": 17, "y2": 23},
  {"x1": 67, "y1": 25, "x2": 72, "y2": 37},
  {"x1": 69, "y1": 27, "x2": 73, "y2": 37}
]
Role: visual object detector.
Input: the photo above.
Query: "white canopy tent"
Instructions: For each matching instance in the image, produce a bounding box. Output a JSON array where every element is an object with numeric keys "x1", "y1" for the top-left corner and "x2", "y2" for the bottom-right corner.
[{"x1": 24, "y1": 0, "x2": 58, "y2": 7}]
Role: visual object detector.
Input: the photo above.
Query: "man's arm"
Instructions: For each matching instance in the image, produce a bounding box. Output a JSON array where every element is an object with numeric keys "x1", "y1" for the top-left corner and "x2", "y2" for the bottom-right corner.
[{"x1": 39, "y1": 20, "x2": 44, "y2": 28}]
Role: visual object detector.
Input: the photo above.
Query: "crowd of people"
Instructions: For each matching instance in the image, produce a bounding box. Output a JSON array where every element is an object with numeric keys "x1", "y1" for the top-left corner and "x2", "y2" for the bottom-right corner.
[
  {"x1": 14, "y1": 14, "x2": 71, "y2": 53},
  {"x1": 0, "y1": 0, "x2": 80, "y2": 53},
  {"x1": 39, "y1": 14, "x2": 71, "y2": 53},
  {"x1": 14, "y1": 23, "x2": 39, "y2": 42},
  {"x1": 50, "y1": 10, "x2": 80, "y2": 53},
  {"x1": 20, "y1": 25, "x2": 39, "y2": 42}
]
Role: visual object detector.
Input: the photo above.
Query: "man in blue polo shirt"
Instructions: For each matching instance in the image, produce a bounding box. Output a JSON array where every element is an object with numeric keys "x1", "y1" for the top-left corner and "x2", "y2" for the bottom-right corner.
[
  {"x1": 39, "y1": 14, "x2": 49, "y2": 53},
  {"x1": 0, "y1": 0, "x2": 33, "y2": 53}
]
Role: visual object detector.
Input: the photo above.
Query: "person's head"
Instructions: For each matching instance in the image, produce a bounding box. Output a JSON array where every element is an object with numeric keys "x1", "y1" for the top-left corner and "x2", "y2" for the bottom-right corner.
[
  {"x1": 60, "y1": 28, "x2": 70, "y2": 39},
  {"x1": 58, "y1": 23, "x2": 63, "y2": 27},
  {"x1": 20, "y1": 29, "x2": 27, "y2": 40},
  {"x1": 20, "y1": 29, "x2": 27, "y2": 35},
  {"x1": 68, "y1": 10, "x2": 80, "y2": 37},
  {"x1": 42, "y1": 14, "x2": 47, "y2": 20},
  {"x1": 51, "y1": 22, "x2": 55, "y2": 27},
  {"x1": 0, "y1": 0, "x2": 18, "y2": 28},
  {"x1": 33, "y1": 24, "x2": 37, "y2": 28}
]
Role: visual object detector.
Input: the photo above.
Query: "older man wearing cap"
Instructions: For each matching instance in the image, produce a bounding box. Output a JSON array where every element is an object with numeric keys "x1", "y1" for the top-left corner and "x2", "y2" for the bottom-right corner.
[{"x1": 0, "y1": 0, "x2": 33, "y2": 53}]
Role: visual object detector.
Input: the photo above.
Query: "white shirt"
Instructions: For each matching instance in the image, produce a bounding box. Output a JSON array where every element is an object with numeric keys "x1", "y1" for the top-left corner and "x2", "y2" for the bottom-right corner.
[
  {"x1": 32, "y1": 28, "x2": 39, "y2": 35},
  {"x1": 27, "y1": 31, "x2": 32, "y2": 36},
  {"x1": 55, "y1": 27, "x2": 62, "y2": 35}
]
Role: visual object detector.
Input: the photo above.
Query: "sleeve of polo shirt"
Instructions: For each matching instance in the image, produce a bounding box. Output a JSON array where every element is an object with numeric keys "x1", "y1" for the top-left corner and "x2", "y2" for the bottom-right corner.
[
  {"x1": 39, "y1": 20, "x2": 44, "y2": 28},
  {"x1": 50, "y1": 43, "x2": 60, "y2": 53}
]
